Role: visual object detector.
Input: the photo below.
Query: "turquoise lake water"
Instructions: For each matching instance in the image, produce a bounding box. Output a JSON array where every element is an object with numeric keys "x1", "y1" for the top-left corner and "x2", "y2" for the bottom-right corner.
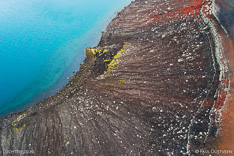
[{"x1": 0, "y1": 0, "x2": 132, "y2": 117}]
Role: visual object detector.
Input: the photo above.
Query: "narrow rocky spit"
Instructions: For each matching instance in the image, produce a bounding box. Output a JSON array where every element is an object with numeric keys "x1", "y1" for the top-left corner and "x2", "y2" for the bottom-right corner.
[{"x1": 0, "y1": 0, "x2": 233, "y2": 155}]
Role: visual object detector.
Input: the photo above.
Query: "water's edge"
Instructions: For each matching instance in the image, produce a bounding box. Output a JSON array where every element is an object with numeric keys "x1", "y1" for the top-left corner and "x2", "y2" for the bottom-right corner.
[{"x1": 0, "y1": 0, "x2": 133, "y2": 118}]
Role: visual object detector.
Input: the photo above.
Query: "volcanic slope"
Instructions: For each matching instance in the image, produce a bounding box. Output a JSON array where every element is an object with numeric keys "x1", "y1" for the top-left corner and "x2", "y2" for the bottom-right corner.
[{"x1": 0, "y1": 0, "x2": 230, "y2": 155}]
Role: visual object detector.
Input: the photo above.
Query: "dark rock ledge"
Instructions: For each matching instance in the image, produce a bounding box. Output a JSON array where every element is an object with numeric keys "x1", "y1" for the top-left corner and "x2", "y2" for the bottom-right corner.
[{"x1": 0, "y1": 0, "x2": 231, "y2": 155}]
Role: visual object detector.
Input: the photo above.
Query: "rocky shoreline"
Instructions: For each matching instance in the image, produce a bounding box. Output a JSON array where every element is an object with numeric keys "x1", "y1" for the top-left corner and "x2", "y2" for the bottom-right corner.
[{"x1": 0, "y1": 0, "x2": 233, "y2": 155}]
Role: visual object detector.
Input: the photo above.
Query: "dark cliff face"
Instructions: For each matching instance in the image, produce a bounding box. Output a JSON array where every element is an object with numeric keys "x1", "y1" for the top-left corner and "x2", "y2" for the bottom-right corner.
[{"x1": 0, "y1": 0, "x2": 232, "y2": 155}]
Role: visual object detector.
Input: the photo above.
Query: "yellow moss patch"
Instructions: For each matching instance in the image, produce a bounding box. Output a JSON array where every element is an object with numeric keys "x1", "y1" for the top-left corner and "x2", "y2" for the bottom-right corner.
[
  {"x1": 101, "y1": 49, "x2": 109, "y2": 56},
  {"x1": 12, "y1": 123, "x2": 26, "y2": 131},
  {"x1": 104, "y1": 43, "x2": 127, "y2": 74},
  {"x1": 104, "y1": 59, "x2": 112, "y2": 62},
  {"x1": 118, "y1": 80, "x2": 125, "y2": 85},
  {"x1": 86, "y1": 48, "x2": 94, "y2": 59},
  {"x1": 87, "y1": 48, "x2": 109, "y2": 57},
  {"x1": 65, "y1": 141, "x2": 70, "y2": 146}
]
